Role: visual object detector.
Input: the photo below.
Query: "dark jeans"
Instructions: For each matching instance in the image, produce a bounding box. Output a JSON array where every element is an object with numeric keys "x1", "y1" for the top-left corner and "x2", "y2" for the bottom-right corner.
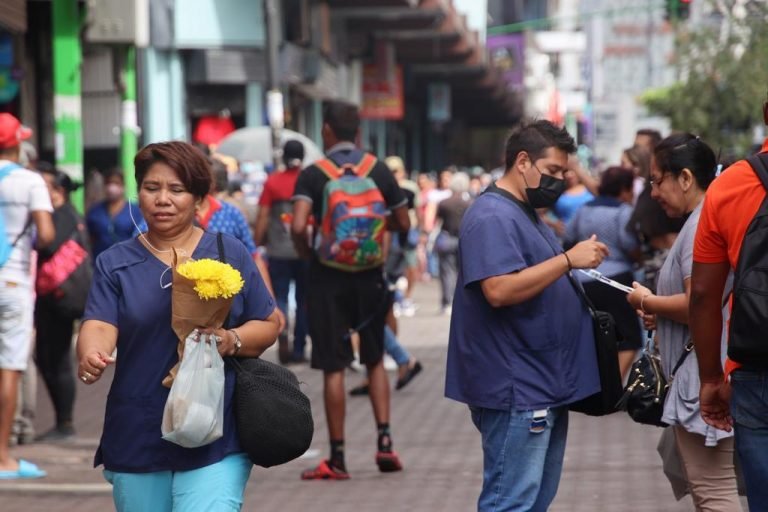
[
  {"x1": 730, "y1": 369, "x2": 768, "y2": 509},
  {"x1": 34, "y1": 298, "x2": 76, "y2": 427},
  {"x1": 268, "y1": 258, "x2": 309, "y2": 358}
]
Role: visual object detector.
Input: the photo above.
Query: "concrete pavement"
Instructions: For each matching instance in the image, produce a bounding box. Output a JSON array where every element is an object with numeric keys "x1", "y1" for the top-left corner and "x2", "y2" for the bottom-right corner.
[{"x1": 3, "y1": 280, "x2": 723, "y2": 511}]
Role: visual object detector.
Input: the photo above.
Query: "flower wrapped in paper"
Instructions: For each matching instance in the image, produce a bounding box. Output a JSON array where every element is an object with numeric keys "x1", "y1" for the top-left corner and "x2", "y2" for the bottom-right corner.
[{"x1": 163, "y1": 250, "x2": 245, "y2": 388}]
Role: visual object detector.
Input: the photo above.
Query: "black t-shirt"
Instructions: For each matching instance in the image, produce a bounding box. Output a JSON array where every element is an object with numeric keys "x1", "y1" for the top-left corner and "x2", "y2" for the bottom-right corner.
[
  {"x1": 438, "y1": 194, "x2": 472, "y2": 237},
  {"x1": 293, "y1": 147, "x2": 407, "y2": 229}
]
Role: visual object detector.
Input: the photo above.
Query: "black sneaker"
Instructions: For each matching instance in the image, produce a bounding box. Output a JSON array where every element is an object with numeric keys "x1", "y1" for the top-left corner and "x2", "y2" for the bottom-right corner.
[{"x1": 36, "y1": 425, "x2": 75, "y2": 443}]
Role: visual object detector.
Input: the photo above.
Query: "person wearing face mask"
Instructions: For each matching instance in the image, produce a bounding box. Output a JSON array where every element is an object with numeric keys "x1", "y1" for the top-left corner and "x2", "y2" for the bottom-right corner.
[
  {"x1": 86, "y1": 167, "x2": 144, "y2": 259},
  {"x1": 445, "y1": 120, "x2": 609, "y2": 511}
]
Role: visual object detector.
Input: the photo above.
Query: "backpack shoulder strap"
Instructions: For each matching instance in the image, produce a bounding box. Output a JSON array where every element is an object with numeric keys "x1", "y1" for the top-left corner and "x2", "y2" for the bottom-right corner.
[
  {"x1": 0, "y1": 163, "x2": 21, "y2": 182},
  {"x1": 747, "y1": 153, "x2": 768, "y2": 191},
  {"x1": 352, "y1": 154, "x2": 378, "y2": 178},
  {"x1": 315, "y1": 159, "x2": 343, "y2": 180}
]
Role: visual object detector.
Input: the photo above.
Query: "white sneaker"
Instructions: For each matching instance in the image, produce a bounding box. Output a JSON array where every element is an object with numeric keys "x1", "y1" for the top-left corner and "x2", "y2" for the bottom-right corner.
[
  {"x1": 401, "y1": 299, "x2": 417, "y2": 317},
  {"x1": 348, "y1": 354, "x2": 364, "y2": 373},
  {"x1": 384, "y1": 355, "x2": 398, "y2": 371}
]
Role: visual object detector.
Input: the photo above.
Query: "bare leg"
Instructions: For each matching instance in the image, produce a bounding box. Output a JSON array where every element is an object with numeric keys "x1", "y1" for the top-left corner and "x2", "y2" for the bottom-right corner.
[
  {"x1": 367, "y1": 360, "x2": 390, "y2": 425},
  {"x1": 324, "y1": 370, "x2": 346, "y2": 441},
  {"x1": 618, "y1": 350, "x2": 637, "y2": 381},
  {"x1": 0, "y1": 369, "x2": 21, "y2": 470}
]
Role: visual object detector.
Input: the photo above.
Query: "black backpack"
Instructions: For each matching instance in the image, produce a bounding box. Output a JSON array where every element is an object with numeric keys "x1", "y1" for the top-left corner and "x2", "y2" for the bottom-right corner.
[{"x1": 729, "y1": 153, "x2": 768, "y2": 367}]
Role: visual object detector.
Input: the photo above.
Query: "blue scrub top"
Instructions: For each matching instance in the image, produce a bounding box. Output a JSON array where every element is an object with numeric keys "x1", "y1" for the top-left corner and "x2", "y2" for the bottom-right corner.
[
  {"x1": 86, "y1": 201, "x2": 145, "y2": 259},
  {"x1": 445, "y1": 185, "x2": 600, "y2": 411},
  {"x1": 84, "y1": 231, "x2": 275, "y2": 472}
]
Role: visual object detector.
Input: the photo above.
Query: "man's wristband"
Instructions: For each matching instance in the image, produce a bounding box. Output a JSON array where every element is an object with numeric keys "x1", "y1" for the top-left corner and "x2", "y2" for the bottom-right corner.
[{"x1": 563, "y1": 252, "x2": 573, "y2": 272}]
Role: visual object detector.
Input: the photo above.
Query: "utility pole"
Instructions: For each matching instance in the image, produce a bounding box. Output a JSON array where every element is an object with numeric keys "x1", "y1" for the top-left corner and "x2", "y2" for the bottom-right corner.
[
  {"x1": 52, "y1": 0, "x2": 84, "y2": 211},
  {"x1": 264, "y1": 0, "x2": 283, "y2": 170},
  {"x1": 119, "y1": 46, "x2": 139, "y2": 198}
]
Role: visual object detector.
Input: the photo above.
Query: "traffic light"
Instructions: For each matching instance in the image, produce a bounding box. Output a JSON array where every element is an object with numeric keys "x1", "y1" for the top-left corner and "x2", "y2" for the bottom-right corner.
[{"x1": 664, "y1": 0, "x2": 692, "y2": 21}]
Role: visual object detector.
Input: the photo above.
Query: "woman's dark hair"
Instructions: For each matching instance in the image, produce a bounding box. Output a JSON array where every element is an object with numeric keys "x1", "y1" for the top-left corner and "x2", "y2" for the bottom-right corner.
[
  {"x1": 37, "y1": 161, "x2": 80, "y2": 195},
  {"x1": 134, "y1": 141, "x2": 212, "y2": 199},
  {"x1": 598, "y1": 166, "x2": 635, "y2": 197},
  {"x1": 103, "y1": 166, "x2": 125, "y2": 184},
  {"x1": 210, "y1": 157, "x2": 228, "y2": 194},
  {"x1": 654, "y1": 133, "x2": 717, "y2": 191},
  {"x1": 623, "y1": 145, "x2": 651, "y2": 179},
  {"x1": 504, "y1": 120, "x2": 577, "y2": 170},
  {"x1": 323, "y1": 101, "x2": 360, "y2": 142}
]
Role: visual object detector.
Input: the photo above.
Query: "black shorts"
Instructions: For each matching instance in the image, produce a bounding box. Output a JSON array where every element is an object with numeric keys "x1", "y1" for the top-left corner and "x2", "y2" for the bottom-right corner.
[
  {"x1": 583, "y1": 271, "x2": 642, "y2": 351},
  {"x1": 307, "y1": 261, "x2": 390, "y2": 372}
]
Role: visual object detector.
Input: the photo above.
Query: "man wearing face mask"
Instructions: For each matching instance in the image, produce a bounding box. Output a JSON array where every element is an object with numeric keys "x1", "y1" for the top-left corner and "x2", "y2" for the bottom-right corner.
[
  {"x1": 445, "y1": 120, "x2": 609, "y2": 511},
  {"x1": 86, "y1": 167, "x2": 144, "y2": 259}
]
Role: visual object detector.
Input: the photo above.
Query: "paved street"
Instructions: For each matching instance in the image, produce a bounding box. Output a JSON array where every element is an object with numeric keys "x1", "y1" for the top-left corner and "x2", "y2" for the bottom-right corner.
[{"x1": 2, "y1": 280, "x2": 723, "y2": 511}]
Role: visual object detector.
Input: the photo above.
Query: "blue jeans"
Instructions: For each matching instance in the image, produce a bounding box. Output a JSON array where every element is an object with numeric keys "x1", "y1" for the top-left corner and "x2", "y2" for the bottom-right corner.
[
  {"x1": 384, "y1": 325, "x2": 410, "y2": 366},
  {"x1": 103, "y1": 453, "x2": 252, "y2": 511},
  {"x1": 470, "y1": 406, "x2": 568, "y2": 512},
  {"x1": 268, "y1": 258, "x2": 308, "y2": 357},
  {"x1": 730, "y1": 369, "x2": 768, "y2": 509}
]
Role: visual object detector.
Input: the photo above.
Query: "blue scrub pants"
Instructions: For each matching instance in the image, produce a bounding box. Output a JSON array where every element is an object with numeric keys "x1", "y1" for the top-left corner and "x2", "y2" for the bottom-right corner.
[{"x1": 104, "y1": 453, "x2": 252, "y2": 512}]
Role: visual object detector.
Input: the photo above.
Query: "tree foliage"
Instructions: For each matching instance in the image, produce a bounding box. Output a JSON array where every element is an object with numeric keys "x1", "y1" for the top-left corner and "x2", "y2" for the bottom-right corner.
[{"x1": 641, "y1": 1, "x2": 768, "y2": 154}]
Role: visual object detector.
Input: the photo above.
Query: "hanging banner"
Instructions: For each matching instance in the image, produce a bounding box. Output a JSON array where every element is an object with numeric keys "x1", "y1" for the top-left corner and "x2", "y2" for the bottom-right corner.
[
  {"x1": 360, "y1": 64, "x2": 404, "y2": 120},
  {"x1": 428, "y1": 83, "x2": 451, "y2": 122},
  {"x1": 486, "y1": 34, "x2": 525, "y2": 92}
]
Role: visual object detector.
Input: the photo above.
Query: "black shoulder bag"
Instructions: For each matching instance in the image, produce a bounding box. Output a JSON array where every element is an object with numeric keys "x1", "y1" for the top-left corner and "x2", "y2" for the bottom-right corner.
[
  {"x1": 617, "y1": 333, "x2": 692, "y2": 427},
  {"x1": 564, "y1": 274, "x2": 624, "y2": 416},
  {"x1": 216, "y1": 233, "x2": 314, "y2": 468}
]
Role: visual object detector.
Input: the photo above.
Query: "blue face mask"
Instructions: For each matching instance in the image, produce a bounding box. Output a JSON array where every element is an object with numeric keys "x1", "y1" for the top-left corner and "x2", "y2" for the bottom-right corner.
[{"x1": 524, "y1": 164, "x2": 566, "y2": 208}]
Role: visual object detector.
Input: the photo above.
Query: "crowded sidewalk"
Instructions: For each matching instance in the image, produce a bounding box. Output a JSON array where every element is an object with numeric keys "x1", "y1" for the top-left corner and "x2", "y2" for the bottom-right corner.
[{"x1": 1, "y1": 280, "x2": 736, "y2": 511}]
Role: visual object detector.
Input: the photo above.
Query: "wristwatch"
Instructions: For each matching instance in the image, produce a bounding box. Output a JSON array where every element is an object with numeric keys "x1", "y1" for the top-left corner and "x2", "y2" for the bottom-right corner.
[{"x1": 229, "y1": 329, "x2": 243, "y2": 355}]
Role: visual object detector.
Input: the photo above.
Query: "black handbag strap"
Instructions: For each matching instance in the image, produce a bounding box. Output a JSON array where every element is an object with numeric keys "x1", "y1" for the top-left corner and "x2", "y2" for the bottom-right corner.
[
  {"x1": 216, "y1": 232, "x2": 238, "y2": 372},
  {"x1": 670, "y1": 341, "x2": 693, "y2": 379}
]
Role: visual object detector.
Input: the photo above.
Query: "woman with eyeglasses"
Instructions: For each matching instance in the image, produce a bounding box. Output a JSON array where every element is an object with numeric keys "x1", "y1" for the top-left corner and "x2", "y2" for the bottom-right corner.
[{"x1": 627, "y1": 134, "x2": 741, "y2": 511}]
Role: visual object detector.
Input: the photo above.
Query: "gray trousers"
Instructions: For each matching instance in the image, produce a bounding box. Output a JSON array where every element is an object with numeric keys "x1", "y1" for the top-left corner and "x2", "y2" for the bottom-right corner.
[{"x1": 438, "y1": 249, "x2": 458, "y2": 308}]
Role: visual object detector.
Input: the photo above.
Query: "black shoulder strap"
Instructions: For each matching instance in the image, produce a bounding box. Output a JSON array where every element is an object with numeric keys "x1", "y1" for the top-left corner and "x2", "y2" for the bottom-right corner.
[
  {"x1": 528, "y1": 212, "x2": 598, "y2": 316},
  {"x1": 670, "y1": 341, "x2": 693, "y2": 379},
  {"x1": 216, "y1": 232, "x2": 226, "y2": 263},
  {"x1": 216, "y1": 232, "x2": 231, "y2": 330},
  {"x1": 747, "y1": 153, "x2": 768, "y2": 191}
]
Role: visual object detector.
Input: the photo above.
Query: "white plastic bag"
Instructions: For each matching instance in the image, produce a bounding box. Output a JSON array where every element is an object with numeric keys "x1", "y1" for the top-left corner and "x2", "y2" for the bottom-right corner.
[{"x1": 161, "y1": 330, "x2": 225, "y2": 448}]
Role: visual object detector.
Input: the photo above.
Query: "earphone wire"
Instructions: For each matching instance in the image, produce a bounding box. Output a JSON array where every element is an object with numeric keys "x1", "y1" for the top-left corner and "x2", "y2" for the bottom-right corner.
[{"x1": 128, "y1": 198, "x2": 187, "y2": 257}]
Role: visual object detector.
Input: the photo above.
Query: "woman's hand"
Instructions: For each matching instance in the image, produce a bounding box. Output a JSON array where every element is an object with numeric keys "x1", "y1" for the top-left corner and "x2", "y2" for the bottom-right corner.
[
  {"x1": 627, "y1": 282, "x2": 653, "y2": 311},
  {"x1": 198, "y1": 327, "x2": 239, "y2": 357},
  {"x1": 78, "y1": 351, "x2": 116, "y2": 385},
  {"x1": 638, "y1": 311, "x2": 656, "y2": 331}
]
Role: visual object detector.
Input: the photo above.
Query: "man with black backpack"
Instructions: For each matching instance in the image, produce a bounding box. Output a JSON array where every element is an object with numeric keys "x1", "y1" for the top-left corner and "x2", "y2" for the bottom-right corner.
[
  {"x1": 292, "y1": 102, "x2": 409, "y2": 480},
  {"x1": 0, "y1": 114, "x2": 54, "y2": 479},
  {"x1": 690, "y1": 95, "x2": 768, "y2": 509}
]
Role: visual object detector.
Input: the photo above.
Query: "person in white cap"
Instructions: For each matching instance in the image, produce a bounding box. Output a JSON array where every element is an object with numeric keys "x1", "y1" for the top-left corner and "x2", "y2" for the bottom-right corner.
[{"x1": 0, "y1": 113, "x2": 54, "y2": 479}]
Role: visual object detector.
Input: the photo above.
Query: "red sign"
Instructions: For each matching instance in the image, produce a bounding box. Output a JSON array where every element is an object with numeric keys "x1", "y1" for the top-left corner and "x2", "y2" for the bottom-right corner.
[{"x1": 360, "y1": 64, "x2": 404, "y2": 120}]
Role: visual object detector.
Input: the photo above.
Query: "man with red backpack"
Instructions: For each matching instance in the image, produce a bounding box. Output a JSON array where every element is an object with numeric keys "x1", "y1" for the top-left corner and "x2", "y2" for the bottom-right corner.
[{"x1": 292, "y1": 101, "x2": 409, "y2": 480}]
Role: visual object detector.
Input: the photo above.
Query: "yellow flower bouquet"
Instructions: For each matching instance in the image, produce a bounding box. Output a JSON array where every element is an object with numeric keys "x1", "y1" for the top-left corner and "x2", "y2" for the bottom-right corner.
[{"x1": 163, "y1": 250, "x2": 245, "y2": 388}]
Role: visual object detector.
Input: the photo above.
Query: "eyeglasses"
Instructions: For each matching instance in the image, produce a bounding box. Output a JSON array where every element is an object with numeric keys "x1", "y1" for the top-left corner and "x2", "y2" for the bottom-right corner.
[{"x1": 649, "y1": 173, "x2": 670, "y2": 188}]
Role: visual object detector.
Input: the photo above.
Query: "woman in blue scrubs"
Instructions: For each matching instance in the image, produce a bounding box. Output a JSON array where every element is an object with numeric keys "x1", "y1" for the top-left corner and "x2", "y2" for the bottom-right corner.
[{"x1": 75, "y1": 141, "x2": 281, "y2": 511}]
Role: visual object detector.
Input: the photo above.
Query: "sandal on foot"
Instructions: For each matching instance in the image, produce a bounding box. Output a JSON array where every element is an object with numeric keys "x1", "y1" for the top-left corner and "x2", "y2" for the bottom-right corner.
[
  {"x1": 395, "y1": 361, "x2": 423, "y2": 390},
  {"x1": 0, "y1": 460, "x2": 47, "y2": 480},
  {"x1": 349, "y1": 384, "x2": 370, "y2": 396},
  {"x1": 301, "y1": 460, "x2": 350, "y2": 480},
  {"x1": 376, "y1": 451, "x2": 403, "y2": 473}
]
